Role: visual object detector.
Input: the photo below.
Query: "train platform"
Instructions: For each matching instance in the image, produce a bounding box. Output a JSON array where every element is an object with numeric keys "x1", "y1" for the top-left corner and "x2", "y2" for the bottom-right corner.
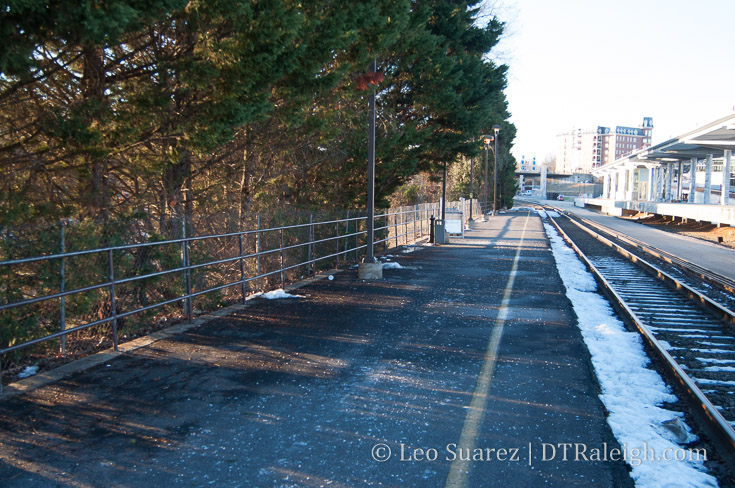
[
  {"x1": 0, "y1": 211, "x2": 656, "y2": 487},
  {"x1": 550, "y1": 199, "x2": 735, "y2": 282}
]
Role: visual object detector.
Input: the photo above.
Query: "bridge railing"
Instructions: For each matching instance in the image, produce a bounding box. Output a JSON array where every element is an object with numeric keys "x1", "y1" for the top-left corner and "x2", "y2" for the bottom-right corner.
[{"x1": 0, "y1": 200, "x2": 479, "y2": 387}]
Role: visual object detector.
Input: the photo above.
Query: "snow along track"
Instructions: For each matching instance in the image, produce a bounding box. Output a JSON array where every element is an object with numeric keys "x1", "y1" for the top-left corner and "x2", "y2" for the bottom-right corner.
[{"x1": 543, "y1": 208, "x2": 735, "y2": 473}]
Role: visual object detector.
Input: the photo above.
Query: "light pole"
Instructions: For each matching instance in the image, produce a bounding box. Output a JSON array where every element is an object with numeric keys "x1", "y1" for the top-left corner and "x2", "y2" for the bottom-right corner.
[
  {"x1": 366, "y1": 58, "x2": 377, "y2": 264},
  {"x1": 469, "y1": 141, "x2": 474, "y2": 222},
  {"x1": 441, "y1": 161, "x2": 447, "y2": 221},
  {"x1": 492, "y1": 124, "x2": 501, "y2": 216},
  {"x1": 482, "y1": 135, "x2": 493, "y2": 219},
  {"x1": 358, "y1": 58, "x2": 382, "y2": 280}
]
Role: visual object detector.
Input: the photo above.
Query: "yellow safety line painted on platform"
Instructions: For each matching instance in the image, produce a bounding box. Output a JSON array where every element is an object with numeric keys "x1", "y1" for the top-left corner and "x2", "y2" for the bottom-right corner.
[{"x1": 445, "y1": 213, "x2": 531, "y2": 488}]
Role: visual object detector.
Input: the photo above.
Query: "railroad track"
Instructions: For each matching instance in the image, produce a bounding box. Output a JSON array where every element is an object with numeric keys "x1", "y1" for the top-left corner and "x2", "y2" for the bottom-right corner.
[
  {"x1": 534, "y1": 205, "x2": 735, "y2": 470},
  {"x1": 561, "y1": 211, "x2": 735, "y2": 309}
]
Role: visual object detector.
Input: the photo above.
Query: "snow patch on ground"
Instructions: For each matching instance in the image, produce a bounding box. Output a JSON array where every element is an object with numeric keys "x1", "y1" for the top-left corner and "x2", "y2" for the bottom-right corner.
[
  {"x1": 382, "y1": 261, "x2": 405, "y2": 269},
  {"x1": 543, "y1": 222, "x2": 717, "y2": 488},
  {"x1": 697, "y1": 358, "x2": 735, "y2": 365},
  {"x1": 536, "y1": 209, "x2": 561, "y2": 219},
  {"x1": 17, "y1": 365, "x2": 39, "y2": 379},
  {"x1": 704, "y1": 366, "x2": 735, "y2": 373},
  {"x1": 262, "y1": 289, "x2": 304, "y2": 299},
  {"x1": 694, "y1": 378, "x2": 735, "y2": 387}
]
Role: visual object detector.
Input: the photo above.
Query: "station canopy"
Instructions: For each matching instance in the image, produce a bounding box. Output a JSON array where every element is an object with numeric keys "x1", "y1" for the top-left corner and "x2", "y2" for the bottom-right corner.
[{"x1": 593, "y1": 113, "x2": 735, "y2": 175}]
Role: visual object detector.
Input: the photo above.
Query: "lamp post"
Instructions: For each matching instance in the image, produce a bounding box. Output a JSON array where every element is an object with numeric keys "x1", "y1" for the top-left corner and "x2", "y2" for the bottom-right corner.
[
  {"x1": 482, "y1": 135, "x2": 493, "y2": 219},
  {"x1": 491, "y1": 124, "x2": 501, "y2": 216},
  {"x1": 366, "y1": 58, "x2": 377, "y2": 264},
  {"x1": 441, "y1": 161, "x2": 447, "y2": 221},
  {"x1": 469, "y1": 139, "x2": 474, "y2": 222},
  {"x1": 358, "y1": 58, "x2": 382, "y2": 280}
]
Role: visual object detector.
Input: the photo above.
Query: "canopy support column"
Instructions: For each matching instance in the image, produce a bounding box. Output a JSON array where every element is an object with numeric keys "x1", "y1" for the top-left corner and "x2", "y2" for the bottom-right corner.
[
  {"x1": 704, "y1": 154, "x2": 713, "y2": 204},
  {"x1": 721, "y1": 150, "x2": 731, "y2": 206}
]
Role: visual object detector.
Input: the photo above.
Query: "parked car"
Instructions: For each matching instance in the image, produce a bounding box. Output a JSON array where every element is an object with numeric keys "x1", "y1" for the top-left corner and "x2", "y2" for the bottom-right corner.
[{"x1": 558, "y1": 194, "x2": 564, "y2": 201}]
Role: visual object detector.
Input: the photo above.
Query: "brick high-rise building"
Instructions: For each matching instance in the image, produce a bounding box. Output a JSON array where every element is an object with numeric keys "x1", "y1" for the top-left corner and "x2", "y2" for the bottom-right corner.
[{"x1": 556, "y1": 117, "x2": 653, "y2": 174}]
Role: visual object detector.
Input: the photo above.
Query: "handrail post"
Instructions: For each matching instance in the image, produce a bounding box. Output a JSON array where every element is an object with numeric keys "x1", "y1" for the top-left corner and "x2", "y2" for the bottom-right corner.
[
  {"x1": 280, "y1": 228, "x2": 285, "y2": 289},
  {"x1": 426, "y1": 205, "x2": 429, "y2": 236},
  {"x1": 60, "y1": 220, "x2": 66, "y2": 355},
  {"x1": 182, "y1": 218, "x2": 192, "y2": 323},
  {"x1": 394, "y1": 212, "x2": 399, "y2": 248},
  {"x1": 425, "y1": 205, "x2": 428, "y2": 235},
  {"x1": 345, "y1": 211, "x2": 350, "y2": 263},
  {"x1": 387, "y1": 213, "x2": 391, "y2": 247},
  {"x1": 335, "y1": 220, "x2": 339, "y2": 269},
  {"x1": 420, "y1": 205, "x2": 424, "y2": 236},
  {"x1": 256, "y1": 214, "x2": 261, "y2": 291},
  {"x1": 414, "y1": 206, "x2": 417, "y2": 242},
  {"x1": 238, "y1": 233, "x2": 246, "y2": 305},
  {"x1": 108, "y1": 249, "x2": 118, "y2": 351},
  {"x1": 401, "y1": 213, "x2": 408, "y2": 245},
  {"x1": 308, "y1": 214, "x2": 314, "y2": 276}
]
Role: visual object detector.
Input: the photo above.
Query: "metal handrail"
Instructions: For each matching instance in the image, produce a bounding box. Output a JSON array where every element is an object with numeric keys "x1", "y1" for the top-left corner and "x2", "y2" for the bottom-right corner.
[
  {"x1": 0, "y1": 209, "x2": 418, "y2": 267},
  {"x1": 1, "y1": 201, "x2": 482, "y2": 377}
]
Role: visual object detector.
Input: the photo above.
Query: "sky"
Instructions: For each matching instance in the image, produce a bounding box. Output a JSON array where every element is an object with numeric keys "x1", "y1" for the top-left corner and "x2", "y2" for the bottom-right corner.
[{"x1": 488, "y1": 0, "x2": 735, "y2": 165}]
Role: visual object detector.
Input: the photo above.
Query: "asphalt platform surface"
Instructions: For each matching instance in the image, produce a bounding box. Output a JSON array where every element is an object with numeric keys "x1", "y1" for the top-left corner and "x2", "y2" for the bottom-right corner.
[{"x1": 0, "y1": 210, "x2": 633, "y2": 487}]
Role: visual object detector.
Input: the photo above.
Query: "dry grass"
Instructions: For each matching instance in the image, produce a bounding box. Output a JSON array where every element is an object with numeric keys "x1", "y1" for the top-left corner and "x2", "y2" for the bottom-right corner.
[{"x1": 630, "y1": 213, "x2": 735, "y2": 250}]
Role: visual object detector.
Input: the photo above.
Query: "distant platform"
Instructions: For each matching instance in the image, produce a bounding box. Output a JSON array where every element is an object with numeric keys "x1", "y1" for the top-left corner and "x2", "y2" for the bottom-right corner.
[
  {"x1": 577, "y1": 198, "x2": 735, "y2": 226},
  {"x1": 545, "y1": 198, "x2": 735, "y2": 282}
]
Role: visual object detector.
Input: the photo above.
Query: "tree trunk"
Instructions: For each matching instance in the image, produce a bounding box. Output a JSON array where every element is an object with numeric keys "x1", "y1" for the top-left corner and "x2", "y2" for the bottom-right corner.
[{"x1": 81, "y1": 45, "x2": 109, "y2": 222}]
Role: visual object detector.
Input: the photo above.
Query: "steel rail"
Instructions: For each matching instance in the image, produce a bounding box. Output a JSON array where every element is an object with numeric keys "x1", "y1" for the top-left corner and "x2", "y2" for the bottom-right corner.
[
  {"x1": 564, "y1": 212, "x2": 735, "y2": 294},
  {"x1": 546, "y1": 212, "x2": 735, "y2": 472},
  {"x1": 548, "y1": 208, "x2": 735, "y2": 328}
]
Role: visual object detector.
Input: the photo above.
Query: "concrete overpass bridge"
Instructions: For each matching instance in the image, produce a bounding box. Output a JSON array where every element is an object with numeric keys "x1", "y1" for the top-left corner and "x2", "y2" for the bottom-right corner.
[{"x1": 515, "y1": 170, "x2": 601, "y2": 201}]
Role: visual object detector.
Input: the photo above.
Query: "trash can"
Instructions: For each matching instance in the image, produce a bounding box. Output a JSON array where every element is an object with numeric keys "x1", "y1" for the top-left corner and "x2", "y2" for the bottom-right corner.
[{"x1": 434, "y1": 219, "x2": 446, "y2": 244}]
